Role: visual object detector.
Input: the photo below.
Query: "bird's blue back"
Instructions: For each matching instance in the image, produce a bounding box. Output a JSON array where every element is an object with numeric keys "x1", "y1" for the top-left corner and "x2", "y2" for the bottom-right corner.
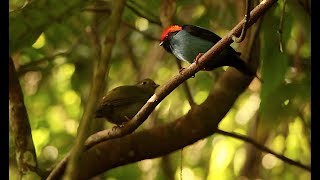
[{"x1": 170, "y1": 30, "x2": 214, "y2": 64}]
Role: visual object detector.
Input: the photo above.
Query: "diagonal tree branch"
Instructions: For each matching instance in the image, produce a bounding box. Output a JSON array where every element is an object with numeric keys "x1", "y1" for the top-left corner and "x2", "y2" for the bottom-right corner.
[
  {"x1": 215, "y1": 129, "x2": 310, "y2": 171},
  {"x1": 46, "y1": 0, "x2": 278, "y2": 179}
]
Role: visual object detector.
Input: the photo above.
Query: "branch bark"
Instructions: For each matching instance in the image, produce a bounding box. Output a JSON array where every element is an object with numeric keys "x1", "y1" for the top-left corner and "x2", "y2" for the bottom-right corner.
[
  {"x1": 9, "y1": 57, "x2": 39, "y2": 178},
  {"x1": 47, "y1": 0, "x2": 278, "y2": 179}
]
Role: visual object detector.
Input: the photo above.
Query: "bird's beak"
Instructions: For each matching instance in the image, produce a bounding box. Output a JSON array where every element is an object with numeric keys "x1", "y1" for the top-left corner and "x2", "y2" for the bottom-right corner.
[
  {"x1": 159, "y1": 41, "x2": 163, "y2": 46},
  {"x1": 155, "y1": 84, "x2": 160, "y2": 88}
]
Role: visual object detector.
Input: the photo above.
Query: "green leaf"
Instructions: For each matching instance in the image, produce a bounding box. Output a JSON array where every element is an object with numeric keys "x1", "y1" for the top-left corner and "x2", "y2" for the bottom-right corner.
[
  {"x1": 9, "y1": 0, "x2": 89, "y2": 54},
  {"x1": 126, "y1": 0, "x2": 161, "y2": 25}
]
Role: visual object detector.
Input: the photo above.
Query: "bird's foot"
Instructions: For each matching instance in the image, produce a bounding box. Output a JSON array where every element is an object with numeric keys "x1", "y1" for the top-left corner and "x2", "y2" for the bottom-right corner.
[
  {"x1": 194, "y1": 53, "x2": 209, "y2": 71},
  {"x1": 118, "y1": 116, "x2": 132, "y2": 127},
  {"x1": 112, "y1": 125, "x2": 119, "y2": 131},
  {"x1": 179, "y1": 67, "x2": 195, "y2": 77},
  {"x1": 194, "y1": 53, "x2": 204, "y2": 64},
  {"x1": 179, "y1": 67, "x2": 186, "y2": 74},
  {"x1": 119, "y1": 116, "x2": 131, "y2": 127},
  {"x1": 112, "y1": 117, "x2": 131, "y2": 129},
  {"x1": 114, "y1": 122, "x2": 126, "y2": 129}
]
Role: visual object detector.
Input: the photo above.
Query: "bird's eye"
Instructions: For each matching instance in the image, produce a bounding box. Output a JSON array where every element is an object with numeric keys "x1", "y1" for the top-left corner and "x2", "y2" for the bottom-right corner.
[{"x1": 141, "y1": 81, "x2": 147, "y2": 85}]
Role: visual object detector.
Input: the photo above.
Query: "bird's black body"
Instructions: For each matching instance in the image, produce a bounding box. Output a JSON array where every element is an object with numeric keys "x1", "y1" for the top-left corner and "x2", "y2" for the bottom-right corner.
[{"x1": 160, "y1": 25, "x2": 255, "y2": 76}]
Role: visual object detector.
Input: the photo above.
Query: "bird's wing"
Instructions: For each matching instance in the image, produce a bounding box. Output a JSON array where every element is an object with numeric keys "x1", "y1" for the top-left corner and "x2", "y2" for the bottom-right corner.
[
  {"x1": 102, "y1": 96, "x2": 148, "y2": 107},
  {"x1": 99, "y1": 86, "x2": 150, "y2": 107},
  {"x1": 182, "y1": 25, "x2": 222, "y2": 44},
  {"x1": 182, "y1": 25, "x2": 241, "y2": 55}
]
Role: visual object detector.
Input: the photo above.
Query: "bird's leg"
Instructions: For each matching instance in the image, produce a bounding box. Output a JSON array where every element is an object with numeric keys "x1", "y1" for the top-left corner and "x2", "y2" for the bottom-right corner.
[
  {"x1": 112, "y1": 125, "x2": 119, "y2": 130},
  {"x1": 114, "y1": 122, "x2": 126, "y2": 129},
  {"x1": 194, "y1": 53, "x2": 204, "y2": 64},
  {"x1": 113, "y1": 116, "x2": 130, "y2": 129},
  {"x1": 194, "y1": 53, "x2": 209, "y2": 72},
  {"x1": 118, "y1": 116, "x2": 131, "y2": 127},
  {"x1": 179, "y1": 67, "x2": 195, "y2": 78},
  {"x1": 179, "y1": 67, "x2": 186, "y2": 74},
  {"x1": 118, "y1": 123, "x2": 126, "y2": 128}
]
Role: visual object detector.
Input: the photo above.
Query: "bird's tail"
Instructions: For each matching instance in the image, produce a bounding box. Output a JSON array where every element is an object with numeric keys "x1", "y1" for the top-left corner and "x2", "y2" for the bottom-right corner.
[
  {"x1": 205, "y1": 53, "x2": 256, "y2": 77},
  {"x1": 228, "y1": 55, "x2": 256, "y2": 77},
  {"x1": 228, "y1": 55, "x2": 263, "y2": 82},
  {"x1": 95, "y1": 109, "x2": 103, "y2": 118}
]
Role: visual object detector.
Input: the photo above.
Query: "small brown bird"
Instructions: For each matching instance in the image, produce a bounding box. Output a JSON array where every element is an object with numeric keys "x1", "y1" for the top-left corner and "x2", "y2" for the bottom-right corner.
[{"x1": 95, "y1": 78, "x2": 159, "y2": 125}]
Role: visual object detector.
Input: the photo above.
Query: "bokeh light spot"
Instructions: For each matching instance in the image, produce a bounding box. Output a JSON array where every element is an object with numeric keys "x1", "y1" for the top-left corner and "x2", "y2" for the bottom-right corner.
[
  {"x1": 32, "y1": 33, "x2": 46, "y2": 49},
  {"x1": 135, "y1": 17, "x2": 149, "y2": 31},
  {"x1": 262, "y1": 154, "x2": 278, "y2": 169}
]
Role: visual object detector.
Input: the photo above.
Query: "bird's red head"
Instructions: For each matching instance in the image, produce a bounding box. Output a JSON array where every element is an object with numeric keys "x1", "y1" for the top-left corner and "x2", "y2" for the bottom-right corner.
[{"x1": 160, "y1": 25, "x2": 182, "y2": 41}]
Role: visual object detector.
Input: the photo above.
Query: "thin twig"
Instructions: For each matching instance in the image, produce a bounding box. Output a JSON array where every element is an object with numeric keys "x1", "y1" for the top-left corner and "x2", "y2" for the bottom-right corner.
[
  {"x1": 160, "y1": 155, "x2": 175, "y2": 180},
  {"x1": 297, "y1": 0, "x2": 310, "y2": 16},
  {"x1": 46, "y1": 154, "x2": 69, "y2": 180},
  {"x1": 215, "y1": 129, "x2": 311, "y2": 171},
  {"x1": 278, "y1": 0, "x2": 287, "y2": 53},
  {"x1": 120, "y1": 32, "x2": 142, "y2": 81},
  {"x1": 125, "y1": 0, "x2": 161, "y2": 25},
  {"x1": 87, "y1": 4, "x2": 102, "y2": 62},
  {"x1": 17, "y1": 51, "x2": 70, "y2": 76},
  {"x1": 175, "y1": 59, "x2": 195, "y2": 106},
  {"x1": 245, "y1": 15, "x2": 264, "y2": 83},
  {"x1": 62, "y1": 1, "x2": 127, "y2": 179},
  {"x1": 17, "y1": 38, "x2": 81, "y2": 77},
  {"x1": 122, "y1": 21, "x2": 160, "y2": 41},
  {"x1": 232, "y1": 0, "x2": 251, "y2": 43},
  {"x1": 82, "y1": 7, "x2": 111, "y2": 14},
  {"x1": 180, "y1": 148, "x2": 183, "y2": 180}
]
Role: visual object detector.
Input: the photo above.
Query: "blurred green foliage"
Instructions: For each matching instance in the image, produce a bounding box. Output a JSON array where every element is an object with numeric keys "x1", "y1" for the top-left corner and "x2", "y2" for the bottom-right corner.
[{"x1": 9, "y1": 0, "x2": 310, "y2": 179}]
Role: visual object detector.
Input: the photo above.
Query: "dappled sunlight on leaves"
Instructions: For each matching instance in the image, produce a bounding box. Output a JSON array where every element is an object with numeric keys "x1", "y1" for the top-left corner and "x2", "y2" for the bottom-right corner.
[
  {"x1": 262, "y1": 154, "x2": 278, "y2": 169},
  {"x1": 218, "y1": 109, "x2": 237, "y2": 132},
  {"x1": 42, "y1": 145, "x2": 59, "y2": 162},
  {"x1": 46, "y1": 106, "x2": 68, "y2": 133},
  {"x1": 233, "y1": 147, "x2": 247, "y2": 176},
  {"x1": 135, "y1": 17, "x2": 149, "y2": 31},
  {"x1": 208, "y1": 137, "x2": 236, "y2": 177},
  {"x1": 194, "y1": 90, "x2": 209, "y2": 105},
  {"x1": 32, "y1": 128, "x2": 50, "y2": 155},
  {"x1": 9, "y1": 0, "x2": 310, "y2": 179},
  {"x1": 32, "y1": 33, "x2": 46, "y2": 49},
  {"x1": 235, "y1": 93, "x2": 260, "y2": 125}
]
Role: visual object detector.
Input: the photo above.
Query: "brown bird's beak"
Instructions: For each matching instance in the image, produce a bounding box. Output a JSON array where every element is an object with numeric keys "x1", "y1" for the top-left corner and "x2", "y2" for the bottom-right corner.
[
  {"x1": 155, "y1": 84, "x2": 160, "y2": 88},
  {"x1": 159, "y1": 41, "x2": 163, "y2": 46}
]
